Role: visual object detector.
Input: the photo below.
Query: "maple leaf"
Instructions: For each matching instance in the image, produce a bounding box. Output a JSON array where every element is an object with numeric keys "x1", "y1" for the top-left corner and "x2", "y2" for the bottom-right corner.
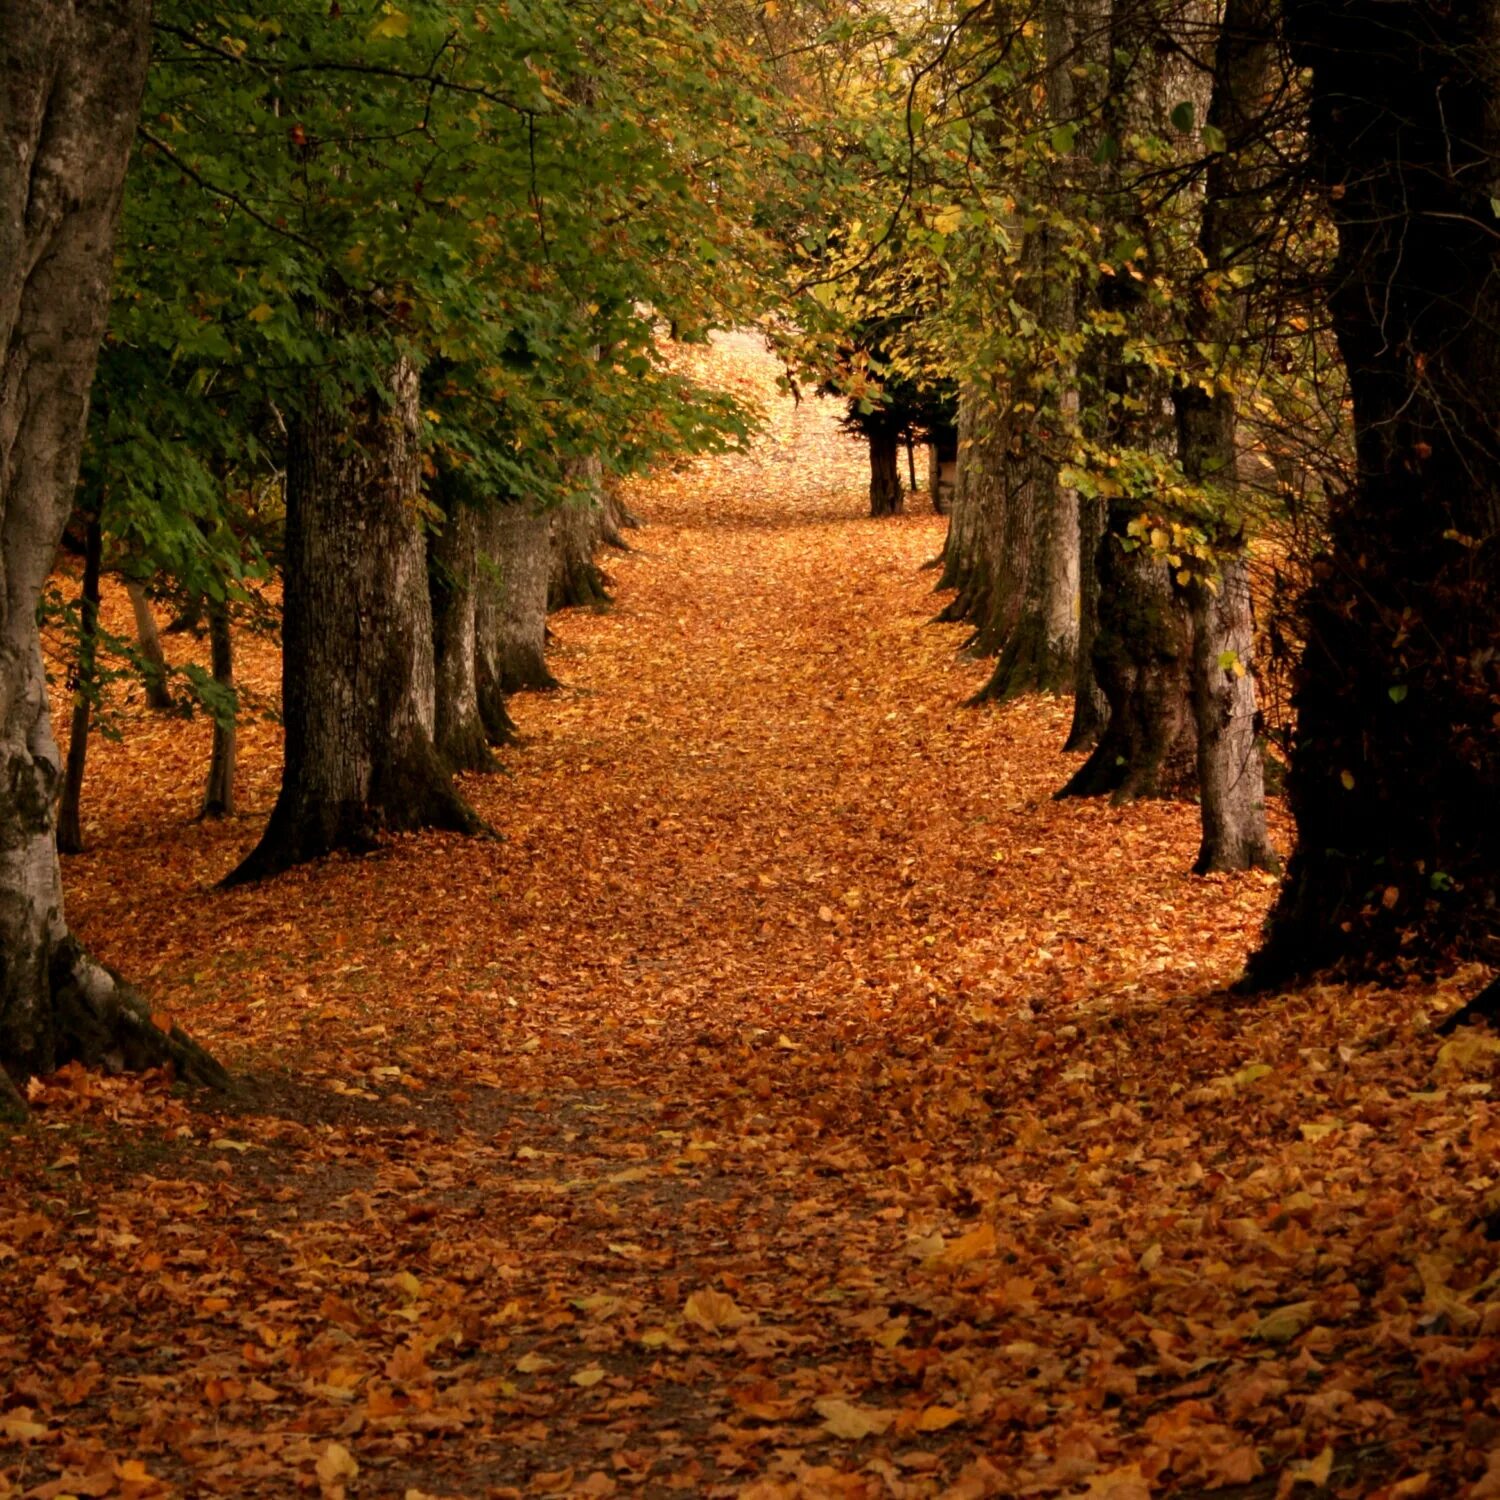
[
  {"x1": 682, "y1": 1288, "x2": 749, "y2": 1333},
  {"x1": 815, "y1": 1397, "x2": 892, "y2": 1439},
  {"x1": 316, "y1": 1441, "x2": 359, "y2": 1497}
]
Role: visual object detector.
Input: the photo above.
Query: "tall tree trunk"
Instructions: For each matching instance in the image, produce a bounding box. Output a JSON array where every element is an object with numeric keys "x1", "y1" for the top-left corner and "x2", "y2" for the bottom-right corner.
[
  {"x1": 868, "y1": 422, "x2": 905, "y2": 518},
  {"x1": 1064, "y1": 493, "x2": 1109, "y2": 750},
  {"x1": 1249, "y1": 1, "x2": 1500, "y2": 982},
  {"x1": 430, "y1": 498, "x2": 493, "y2": 774},
  {"x1": 935, "y1": 388, "x2": 1006, "y2": 638},
  {"x1": 482, "y1": 500, "x2": 556, "y2": 696},
  {"x1": 125, "y1": 580, "x2": 172, "y2": 709},
  {"x1": 200, "y1": 598, "x2": 236, "y2": 818},
  {"x1": 57, "y1": 512, "x2": 103, "y2": 855},
  {"x1": 1062, "y1": 0, "x2": 1114, "y2": 753},
  {"x1": 1174, "y1": 0, "x2": 1279, "y2": 874},
  {"x1": 227, "y1": 356, "x2": 481, "y2": 886},
  {"x1": 1059, "y1": 0, "x2": 1203, "y2": 801},
  {"x1": 0, "y1": 0, "x2": 226, "y2": 1117},
  {"x1": 548, "y1": 457, "x2": 611, "y2": 611},
  {"x1": 973, "y1": 0, "x2": 1081, "y2": 703}
]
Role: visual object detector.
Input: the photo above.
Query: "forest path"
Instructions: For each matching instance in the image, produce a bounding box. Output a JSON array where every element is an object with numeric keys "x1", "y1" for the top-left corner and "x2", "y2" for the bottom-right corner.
[{"x1": 8, "y1": 337, "x2": 1476, "y2": 1499}]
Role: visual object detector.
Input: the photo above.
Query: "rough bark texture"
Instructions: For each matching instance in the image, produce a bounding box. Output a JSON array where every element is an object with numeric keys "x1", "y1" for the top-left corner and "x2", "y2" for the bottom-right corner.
[
  {"x1": 973, "y1": 0, "x2": 1081, "y2": 703},
  {"x1": 57, "y1": 512, "x2": 102, "y2": 855},
  {"x1": 1189, "y1": 560, "x2": 1276, "y2": 873},
  {"x1": 926, "y1": 440, "x2": 956, "y2": 517},
  {"x1": 1249, "y1": 1, "x2": 1500, "y2": 982},
  {"x1": 227, "y1": 357, "x2": 480, "y2": 886},
  {"x1": 430, "y1": 501, "x2": 493, "y2": 774},
  {"x1": 548, "y1": 457, "x2": 611, "y2": 612},
  {"x1": 0, "y1": 0, "x2": 227, "y2": 1116},
  {"x1": 1064, "y1": 493, "x2": 1110, "y2": 750},
  {"x1": 1173, "y1": 0, "x2": 1278, "y2": 873},
  {"x1": 1059, "y1": 0, "x2": 1203, "y2": 801},
  {"x1": 200, "y1": 597, "x2": 236, "y2": 818},
  {"x1": 935, "y1": 388, "x2": 1006, "y2": 640},
  {"x1": 482, "y1": 501, "x2": 555, "y2": 696},
  {"x1": 1062, "y1": 0, "x2": 1113, "y2": 753},
  {"x1": 868, "y1": 424, "x2": 905, "y2": 518},
  {"x1": 125, "y1": 580, "x2": 173, "y2": 709}
]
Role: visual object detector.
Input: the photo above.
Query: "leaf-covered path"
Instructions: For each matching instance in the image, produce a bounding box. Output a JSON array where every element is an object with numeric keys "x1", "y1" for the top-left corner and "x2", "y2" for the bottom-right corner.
[{"x1": 4, "y1": 337, "x2": 1498, "y2": 1499}]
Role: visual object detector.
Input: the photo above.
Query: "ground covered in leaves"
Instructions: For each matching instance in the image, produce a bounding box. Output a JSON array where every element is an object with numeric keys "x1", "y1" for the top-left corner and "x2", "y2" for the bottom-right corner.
[{"x1": 4, "y1": 335, "x2": 1499, "y2": 1500}]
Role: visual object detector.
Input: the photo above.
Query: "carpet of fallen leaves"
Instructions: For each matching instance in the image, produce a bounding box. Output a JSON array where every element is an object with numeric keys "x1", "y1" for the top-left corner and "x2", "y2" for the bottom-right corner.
[{"x1": 4, "y1": 332, "x2": 1500, "y2": 1500}]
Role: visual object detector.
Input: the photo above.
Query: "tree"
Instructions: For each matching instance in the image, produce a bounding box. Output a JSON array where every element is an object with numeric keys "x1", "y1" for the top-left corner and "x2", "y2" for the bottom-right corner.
[
  {"x1": 1249, "y1": 1, "x2": 1500, "y2": 981},
  {"x1": 226, "y1": 356, "x2": 483, "y2": 885},
  {"x1": 0, "y1": 1, "x2": 226, "y2": 1116},
  {"x1": 1172, "y1": 0, "x2": 1279, "y2": 874},
  {"x1": 1059, "y1": 0, "x2": 1206, "y2": 803}
]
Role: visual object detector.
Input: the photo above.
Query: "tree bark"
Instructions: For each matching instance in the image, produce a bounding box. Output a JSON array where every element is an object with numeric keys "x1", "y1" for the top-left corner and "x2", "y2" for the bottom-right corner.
[
  {"x1": 1174, "y1": 0, "x2": 1279, "y2": 874},
  {"x1": 429, "y1": 499, "x2": 493, "y2": 774},
  {"x1": 1058, "y1": 0, "x2": 1203, "y2": 801},
  {"x1": 972, "y1": 0, "x2": 1081, "y2": 703},
  {"x1": 57, "y1": 512, "x2": 103, "y2": 856},
  {"x1": 227, "y1": 356, "x2": 481, "y2": 885},
  {"x1": 868, "y1": 422, "x2": 905, "y2": 518},
  {"x1": 548, "y1": 457, "x2": 611, "y2": 612},
  {"x1": 125, "y1": 580, "x2": 173, "y2": 709},
  {"x1": 0, "y1": 0, "x2": 227, "y2": 1116},
  {"x1": 482, "y1": 500, "x2": 556, "y2": 696},
  {"x1": 1249, "y1": 0, "x2": 1500, "y2": 982},
  {"x1": 935, "y1": 387, "x2": 1006, "y2": 639},
  {"x1": 1064, "y1": 492, "x2": 1110, "y2": 750},
  {"x1": 200, "y1": 597, "x2": 236, "y2": 818}
]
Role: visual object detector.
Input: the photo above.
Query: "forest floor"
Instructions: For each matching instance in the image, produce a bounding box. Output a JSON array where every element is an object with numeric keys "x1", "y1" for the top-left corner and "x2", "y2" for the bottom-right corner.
[{"x1": 3, "y1": 334, "x2": 1499, "y2": 1500}]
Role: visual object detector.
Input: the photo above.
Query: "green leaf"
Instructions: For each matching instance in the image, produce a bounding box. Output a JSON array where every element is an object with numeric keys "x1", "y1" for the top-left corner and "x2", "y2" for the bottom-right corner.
[
  {"x1": 1170, "y1": 101, "x2": 1195, "y2": 133},
  {"x1": 1049, "y1": 123, "x2": 1078, "y2": 156},
  {"x1": 1201, "y1": 123, "x2": 1227, "y2": 154},
  {"x1": 1388, "y1": 684, "x2": 1408, "y2": 703}
]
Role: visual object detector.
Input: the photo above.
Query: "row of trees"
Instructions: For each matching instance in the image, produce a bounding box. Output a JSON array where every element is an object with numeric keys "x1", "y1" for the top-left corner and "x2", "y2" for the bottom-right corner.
[
  {"x1": 0, "y1": 0, "x2": 901, "y2": 1117},
  {"x1": 812, "y1": 0, "x2": 1498, "y2": 990},
  {"x1": 1, "y1": 0, "x2": 1496, "y2": 1112}
]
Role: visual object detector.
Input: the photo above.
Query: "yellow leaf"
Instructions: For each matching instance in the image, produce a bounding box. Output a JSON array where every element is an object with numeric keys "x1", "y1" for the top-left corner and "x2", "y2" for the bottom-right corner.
[
  {"x1": 391, "y1": 1270, "x2": 422, "y2": 1299},
  {"x1": 1436, "y1": 1032, "x2": 1500, "y2": 1078},
  {"x1": 1299, "y1": 1122, "x2": 1341, "y2": 1142},
  {"x1": 316, "y1": 1441, "x2": 358, "y2": 1494},
  {"x1": 683, "y1": 1288, "x2": 748, "y2": 1333},
  {"x1": 515, "y1": 1351, "x2": 555, "y2": 1373},
  {"x1": 915, "y1": 1404, "x2": 963, "y2": 1431},
  {"x1": 368, "y1": 10, "x2": 410, "y2": 38},
  {"x1": 1253, "y1": 1300, "x2": 1314, "y2": 1344},
  {"x1": 1285, "y1": 1445, "x2": 1334, "y2": 1489},
  {"x1": 247, "y1": 303, "x2": 274, "y2": 323},
  {"x1": 1081, "y1": 1463, "x2": 1152, "y2": 1498},
  {"x1": 926, "y1": 1220, "x2": 996, "y2": 1269},
  {"x1": 572, "y1": 1366, "x2": 606, "y2": 1387},
  {"x1": 0, "y1": 1413, "x2": 48, "y2": 1440},
  {"x1": 815, "y1": 1397, "x2": 892, "y2": 1439}
]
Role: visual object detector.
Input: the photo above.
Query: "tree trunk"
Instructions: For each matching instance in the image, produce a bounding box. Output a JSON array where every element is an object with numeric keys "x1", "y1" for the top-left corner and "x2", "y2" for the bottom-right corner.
[
  {"x1": 0, "y1": 0, "x2": 227, "y2": 1117},
  {"x1": 972, "y1": 0, "x2": 1081, "y2": 704},
  {"x1": 1249, "y1": 0, "x2": 1500, "y2": 982},
  {"x1": 201, "y1": 598, "x2": 236, "y2": 818},
  {"x1": 1058, "y1": 0, "x2": 1203, "y2": 801},
  {"x1": 868, "y1": 424, "x2": 904, "y2": 518},
  {"x1": 125, "y1": 580, "x2": 173, "y2": 709},
  {"x1": 1064, "y1": 493, "x2": 1110, "y2": 750},
  {"x1": 57, "y1": 512, "x2": 103, "y2": 856},
  {"x1": 1173, "y1": 0, "x2": 1279, "y2": 874},
  {"x1": 1188, "y1": 559, "x2": 1277, "y2": 873},
  {"x1": 429, "y1": 499, "x2": 493, "y2": 774},
  {"x1": 935, "y1": 388, "x2": 1005, "y2": 636},
  {"x1": 483, "y1": 501, "x2": 556, "y2": 696},
  {"x1": 226, "y1": 356, "x2": 481, "y2": 886},
  {"x1": 548, "y1": 457, "x2": 611, "y2": 612},
  {"x1": 1060, "y1": 525, "x2": 1198, "y2": 800}
]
